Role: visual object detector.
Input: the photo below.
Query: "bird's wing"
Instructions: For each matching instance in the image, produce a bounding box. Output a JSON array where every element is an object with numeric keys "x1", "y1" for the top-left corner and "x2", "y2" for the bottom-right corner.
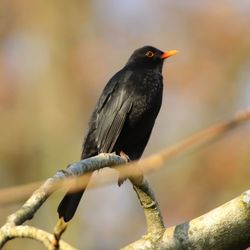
[{"x1": 95, "y1": 70, "x2": 133, "y2": 153}]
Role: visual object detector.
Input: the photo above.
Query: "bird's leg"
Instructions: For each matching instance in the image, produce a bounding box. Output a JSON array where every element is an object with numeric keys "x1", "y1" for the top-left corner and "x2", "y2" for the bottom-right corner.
[
  {"x1": 117, "y1": 151, "x2": 130, "y2": 186},
  {"x1": 119, "y1": 150, "x2": 130, "y2": 162},
  {"x1": 118, "y1": 151, "x2": 144, "y2": 186}
]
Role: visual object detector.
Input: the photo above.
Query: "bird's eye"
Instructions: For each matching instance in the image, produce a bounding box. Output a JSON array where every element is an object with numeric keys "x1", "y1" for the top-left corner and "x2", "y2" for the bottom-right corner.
[{"x1": 145, "y1": 51, "x2": 155, "y2": 58}]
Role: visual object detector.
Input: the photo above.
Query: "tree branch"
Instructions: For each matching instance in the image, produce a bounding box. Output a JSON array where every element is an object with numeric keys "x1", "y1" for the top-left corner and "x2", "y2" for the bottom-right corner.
[
  {"x1": 0, "y1": 225, "x2": 75, "y2": 250},
  {"x1": 131, "y1": 179, "x2": 164, "y2": 235},
  {"x1": 0, "y1": 108, "x2": 249, "y2": 205},
  {"x1": 122, "y1": 190, "x2": 250, "y2": 250},
  {"x1": 0, "y1": 154, "x2": 126, "y2": 248},
  {"x1": 0, "y1": 108, "x2": 249, "y2": 249}
]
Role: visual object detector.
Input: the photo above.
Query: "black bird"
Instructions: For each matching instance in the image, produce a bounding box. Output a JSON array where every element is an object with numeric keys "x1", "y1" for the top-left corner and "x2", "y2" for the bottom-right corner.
[{"x1": 57, "y1": 46, "x2": 178, "y2": 222}]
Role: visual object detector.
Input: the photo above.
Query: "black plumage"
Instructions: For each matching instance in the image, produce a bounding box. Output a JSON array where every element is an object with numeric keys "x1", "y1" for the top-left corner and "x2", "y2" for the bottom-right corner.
[{"x1": 57, "y1": 46, "x2": 178, "y2": 222}]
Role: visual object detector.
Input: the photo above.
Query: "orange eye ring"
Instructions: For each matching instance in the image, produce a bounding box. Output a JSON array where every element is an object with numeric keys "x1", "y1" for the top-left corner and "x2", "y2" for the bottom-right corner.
[{"x1": 145, "y1": 51, "x2": 154, "y2": 58}]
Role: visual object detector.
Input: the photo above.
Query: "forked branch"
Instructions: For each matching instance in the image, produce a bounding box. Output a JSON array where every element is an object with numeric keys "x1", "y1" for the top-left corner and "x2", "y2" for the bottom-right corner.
[{"x1": 0, "y1": 108, "x2": 249, "y2": 249}]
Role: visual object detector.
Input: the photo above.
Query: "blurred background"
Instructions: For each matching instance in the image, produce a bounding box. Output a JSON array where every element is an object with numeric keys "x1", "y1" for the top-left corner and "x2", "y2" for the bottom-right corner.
[{"x1": 0, "y1": 0, "x2": 250, "y2": 249}]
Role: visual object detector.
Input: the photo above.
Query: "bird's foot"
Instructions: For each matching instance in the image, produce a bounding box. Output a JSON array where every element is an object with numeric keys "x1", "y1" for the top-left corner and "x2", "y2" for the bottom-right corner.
[
  {"x1": 119, "y1": 150, "x2": 130, "y2": 163},
  {"x1": 117, "y1": 151, "x2": 130, "y2": 186}
]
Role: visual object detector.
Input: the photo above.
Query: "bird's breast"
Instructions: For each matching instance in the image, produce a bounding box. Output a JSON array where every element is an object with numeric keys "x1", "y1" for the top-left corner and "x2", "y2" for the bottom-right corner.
[{"x1": 128, "y1": 72, "x2": 163, "y2": 126}]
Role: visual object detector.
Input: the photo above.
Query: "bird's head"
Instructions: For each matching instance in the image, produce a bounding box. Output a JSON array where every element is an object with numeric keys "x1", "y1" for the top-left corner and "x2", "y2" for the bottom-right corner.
[{"x1": 126, "y1": 46, "x2": 178, "y2": 71}]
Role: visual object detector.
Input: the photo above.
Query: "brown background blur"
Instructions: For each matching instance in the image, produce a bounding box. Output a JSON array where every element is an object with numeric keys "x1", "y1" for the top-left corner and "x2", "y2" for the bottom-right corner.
[{"x1": 0, "y1": 1, "x2": 250, "y2": 249}]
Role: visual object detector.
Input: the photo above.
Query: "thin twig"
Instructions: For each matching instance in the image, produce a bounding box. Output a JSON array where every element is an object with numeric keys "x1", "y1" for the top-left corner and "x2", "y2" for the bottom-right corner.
[
  {"x1": 0, "y1": 225, "x2": 75, "y2": 250},
  {"x1": 0, "y1": 108, "x2": 249, "y2": 205}
]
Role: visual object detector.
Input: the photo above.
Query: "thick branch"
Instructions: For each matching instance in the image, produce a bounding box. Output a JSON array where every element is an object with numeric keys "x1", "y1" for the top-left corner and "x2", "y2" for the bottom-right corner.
[{"x1": 122, "y1": 190, "x2": 250, "y2": 250}]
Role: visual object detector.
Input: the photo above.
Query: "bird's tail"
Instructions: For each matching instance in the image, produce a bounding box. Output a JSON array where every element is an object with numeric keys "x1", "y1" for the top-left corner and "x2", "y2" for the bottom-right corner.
[{"x1": 57, "y1": 173, "x2": 92, "y2": 222}]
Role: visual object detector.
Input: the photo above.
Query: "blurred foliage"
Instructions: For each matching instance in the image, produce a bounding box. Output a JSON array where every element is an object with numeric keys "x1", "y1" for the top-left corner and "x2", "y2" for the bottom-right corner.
[{"x1": 0, "y1": 1, "x2": 250, "y2": 249}]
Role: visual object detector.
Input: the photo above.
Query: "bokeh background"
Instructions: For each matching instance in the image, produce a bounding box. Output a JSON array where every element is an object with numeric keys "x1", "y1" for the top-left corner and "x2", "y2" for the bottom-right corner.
[{"x1": 0, "y1": 1, "x2": 250, "y2": 249}]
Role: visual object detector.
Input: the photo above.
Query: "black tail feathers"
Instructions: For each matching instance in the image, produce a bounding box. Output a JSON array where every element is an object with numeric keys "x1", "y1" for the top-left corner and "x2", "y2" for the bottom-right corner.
[
  {"x1": 57, "y1": 189, "x2": 85, "y2": 222},
  {"x1": 57, "y1": 171, "x2": 92, "y2": 222}
]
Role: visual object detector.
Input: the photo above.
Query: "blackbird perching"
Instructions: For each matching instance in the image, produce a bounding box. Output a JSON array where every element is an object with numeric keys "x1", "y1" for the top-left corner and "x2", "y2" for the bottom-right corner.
[{"x1": 57, "y1": 46, "x2": 178, "y2": 222}]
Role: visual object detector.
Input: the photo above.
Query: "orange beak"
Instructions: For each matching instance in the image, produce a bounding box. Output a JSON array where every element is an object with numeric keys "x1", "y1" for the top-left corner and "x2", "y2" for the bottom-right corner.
[{"x1": 161, "y1": 50, "x2": 179, "y2": 59}]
